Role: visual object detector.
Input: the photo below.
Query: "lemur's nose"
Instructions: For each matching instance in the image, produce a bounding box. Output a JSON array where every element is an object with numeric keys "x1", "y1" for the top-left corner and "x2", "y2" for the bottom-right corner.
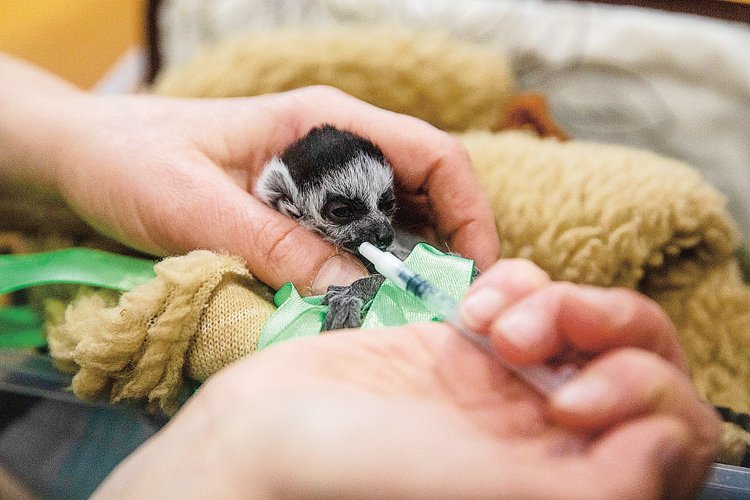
[{"x1": 373, "y1": 225, "x2": 394, "y2": 250}]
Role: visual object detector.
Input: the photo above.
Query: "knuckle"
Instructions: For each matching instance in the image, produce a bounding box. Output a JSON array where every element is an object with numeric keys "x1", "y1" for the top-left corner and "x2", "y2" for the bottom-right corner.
[
  {"x1": 445, "y1": 135, "x2": 471, "y2": 163},
  {"x1": 603, "y1": 347, "x2": 664, "y2": 371},
  {"x1": 503, "y1": 258, "x2": 552, "y2": 284},
  {"x1": 608, "y1": 287, "x2": 652, "y2": 308},
  {"x1": 599, "y1": 348, "x2": 681, "y2": 389},
  {"x1": 432, "y1": 134, "x2": 472, "y2": 172},
  {"x1": 300, "y1": 84, "x2": 350, "y2": 102},
  {"x1": 477, "y1": 258, "x2": 551, "y2": 292},
  {"x1": 258, "y1": 219, "x2": 309, "y2": 271}
]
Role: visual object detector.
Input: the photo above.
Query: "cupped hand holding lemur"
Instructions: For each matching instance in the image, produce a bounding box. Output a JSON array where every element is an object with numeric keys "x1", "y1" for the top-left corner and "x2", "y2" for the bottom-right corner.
[{"x1": 0, "y1": 54, "x2": 498, "y2": 295}]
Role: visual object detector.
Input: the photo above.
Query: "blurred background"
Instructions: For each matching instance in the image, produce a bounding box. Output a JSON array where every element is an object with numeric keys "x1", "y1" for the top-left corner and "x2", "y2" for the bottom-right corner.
[
  {"x1": 1, "y1": 1, "x2": 747, "y2": 90},
  {"x1": 1, "y1": 1, "x2": 747, "y2": 89},
  {"x1": 0, "y1": 0, "x2": 145, "y2": 89}
]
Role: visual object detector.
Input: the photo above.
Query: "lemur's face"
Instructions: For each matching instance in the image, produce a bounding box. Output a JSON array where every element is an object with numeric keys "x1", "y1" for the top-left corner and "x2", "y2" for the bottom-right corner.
[
  {"x1": 255, "y1": 125, "x2": 396, "y2": 254},
  {"x1": 304, "y1": 152, "x2": 396, "y2": 252}
]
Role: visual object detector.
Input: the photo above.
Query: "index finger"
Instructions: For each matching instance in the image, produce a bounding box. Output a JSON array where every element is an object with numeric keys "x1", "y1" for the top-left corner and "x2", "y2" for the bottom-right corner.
[{"x1": 488, "y1": 284, "x2": 689, "y2": 372}]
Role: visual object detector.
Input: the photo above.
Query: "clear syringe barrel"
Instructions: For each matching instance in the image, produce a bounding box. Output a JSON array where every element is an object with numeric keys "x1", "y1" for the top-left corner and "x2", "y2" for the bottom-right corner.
[{"x1": 358, "y1": 242, "x2": 578, "y2": 396}]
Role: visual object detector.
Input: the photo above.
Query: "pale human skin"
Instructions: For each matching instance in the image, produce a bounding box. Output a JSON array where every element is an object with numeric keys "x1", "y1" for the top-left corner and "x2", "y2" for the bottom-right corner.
[
  {"x1": 0, "y1": 55, "x2": 720, "y2": 498},
  {"x1": 96, "y1": 259, "x2": 720, "y2": 499},
  {"x1": 0, "y1": 55, "x2": 498, "y2": 295}
]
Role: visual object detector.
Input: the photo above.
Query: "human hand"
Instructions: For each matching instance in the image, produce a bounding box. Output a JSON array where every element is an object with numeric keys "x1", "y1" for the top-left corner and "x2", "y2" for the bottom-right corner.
[
  {"x1": 95, "y1": 259, "x2": 720, "y2": 499},
  {"x1": 1, "y1": 56, "x2": 497, "y2": 294}
]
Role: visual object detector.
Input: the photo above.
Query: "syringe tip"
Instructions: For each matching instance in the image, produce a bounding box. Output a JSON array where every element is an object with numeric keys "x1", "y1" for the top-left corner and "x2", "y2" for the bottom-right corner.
[{"x1": 358, "y1": 242, "x2": 380, "y2": 262}]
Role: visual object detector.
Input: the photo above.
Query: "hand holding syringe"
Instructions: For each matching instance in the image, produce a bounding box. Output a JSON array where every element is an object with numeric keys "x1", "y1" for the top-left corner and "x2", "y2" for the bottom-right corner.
[{"x1": 359, "y1": 242, "x2": 579, "y2": 397}]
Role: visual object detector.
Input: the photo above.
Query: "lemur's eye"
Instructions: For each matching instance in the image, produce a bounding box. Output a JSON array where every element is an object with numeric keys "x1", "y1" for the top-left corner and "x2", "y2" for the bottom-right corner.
[
  {"x1": 378, "y1": 194, "x2": 396, "y2": 214},
  {"x1": 324, "y1": 201, "x2": 356, "y2": 223}
]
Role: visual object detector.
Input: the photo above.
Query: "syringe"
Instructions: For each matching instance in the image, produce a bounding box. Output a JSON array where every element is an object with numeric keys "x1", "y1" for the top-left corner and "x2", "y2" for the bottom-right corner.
[{"x1": 358, "y1": 242, "x2": 578, "y2": 397}]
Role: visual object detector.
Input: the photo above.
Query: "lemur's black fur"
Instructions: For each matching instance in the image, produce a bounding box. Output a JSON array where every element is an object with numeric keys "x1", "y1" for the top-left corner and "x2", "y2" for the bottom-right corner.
[{"x1": 280, "y1": 125, "x2": 387, "y2": 192}]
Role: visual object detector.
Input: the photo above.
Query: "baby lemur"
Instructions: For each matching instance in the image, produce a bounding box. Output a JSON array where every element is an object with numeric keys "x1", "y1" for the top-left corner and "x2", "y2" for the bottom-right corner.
[{"x1": 255, "y1": 125, "x2": 404, "y2": 330}]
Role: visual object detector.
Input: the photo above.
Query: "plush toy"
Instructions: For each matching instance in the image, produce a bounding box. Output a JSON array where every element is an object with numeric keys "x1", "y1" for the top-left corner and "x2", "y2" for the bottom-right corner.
[{"x1": 37, "y1": 26, "x2": 750, "y2": 463}]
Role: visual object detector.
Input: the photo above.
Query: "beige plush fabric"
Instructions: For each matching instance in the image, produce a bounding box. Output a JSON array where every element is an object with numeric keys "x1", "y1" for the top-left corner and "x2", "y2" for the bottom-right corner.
[
  {"x1": 463, "y1": 131, "x2": 738, "y2": 289},
  {"x1": 153, "y1": 28, "x2": 516, "y2": 132},
  {"x1": 463, "y1": 131, "x2": 749, "y2": 413},
  {"x1": 718, "y1": 422, "x2": 750, "y2": 466},
  {"x1": 653, "y1": 264, "x2": 750, "y2": 412}
]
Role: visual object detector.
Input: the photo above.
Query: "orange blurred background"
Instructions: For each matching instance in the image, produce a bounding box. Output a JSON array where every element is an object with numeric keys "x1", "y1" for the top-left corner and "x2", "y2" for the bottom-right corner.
[{"x1": 0, "y1": 0, "x2": 146, "y2": 89}]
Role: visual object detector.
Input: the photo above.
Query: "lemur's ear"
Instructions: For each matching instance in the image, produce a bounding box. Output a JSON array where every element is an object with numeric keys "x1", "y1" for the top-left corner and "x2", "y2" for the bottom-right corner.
[{"x1": 254, "y1": 158, "x2": 301, "y2": 218}]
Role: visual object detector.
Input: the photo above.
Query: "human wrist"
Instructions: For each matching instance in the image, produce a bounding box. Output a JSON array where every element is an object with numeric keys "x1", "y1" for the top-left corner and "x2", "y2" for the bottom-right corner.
[{"x1": 0, "y1": 55, "x2": 88, "y2": 196}]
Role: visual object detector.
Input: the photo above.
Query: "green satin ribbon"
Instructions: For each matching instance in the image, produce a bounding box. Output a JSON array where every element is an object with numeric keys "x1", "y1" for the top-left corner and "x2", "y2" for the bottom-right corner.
[
  {"x1": 258, "y1": 243, "x2": 475, "y2": 349},
  {"x1": 0, "y1": 248, "x2": 156, "y2": 294},
  {"x1": 0, "y1": 248, "x2": 156, "y2": 348}
]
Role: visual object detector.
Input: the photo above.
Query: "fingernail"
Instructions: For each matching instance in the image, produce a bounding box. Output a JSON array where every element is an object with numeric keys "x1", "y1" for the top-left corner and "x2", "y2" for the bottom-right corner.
[
  {"x1": 311, "y1": 255, "x2": 367, "y2": 295},
  {"x1": 552, "y1": 374, "x2": 613, "y2": 412},
  {"x1": 460, "y1": 288, "x2": 507, "y2": 330},
  {"x1": 496, "y1": 305, "x2": 552, "y2": 351},
  {"x1": 572, "y1": 287, "x2": 635, "y2": 328}
]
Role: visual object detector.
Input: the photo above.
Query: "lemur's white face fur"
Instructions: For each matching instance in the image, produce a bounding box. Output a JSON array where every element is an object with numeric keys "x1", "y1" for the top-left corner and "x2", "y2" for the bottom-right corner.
[{"x1": 254, "y1": 125, "x2": 396, "y2": 254}]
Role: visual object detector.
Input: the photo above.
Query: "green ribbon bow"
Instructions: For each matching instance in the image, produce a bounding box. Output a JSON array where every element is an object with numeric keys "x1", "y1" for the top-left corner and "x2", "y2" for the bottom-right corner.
[{"x1": 258, "y1": 243, "x2": 475, "y2": 349}]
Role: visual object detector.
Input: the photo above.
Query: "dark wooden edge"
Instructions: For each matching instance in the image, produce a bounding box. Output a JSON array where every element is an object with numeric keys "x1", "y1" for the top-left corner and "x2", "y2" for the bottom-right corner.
[
  {"x1": 571, "y1": 0, "x2": 750, "y2": 24},
  {"x1": 145, "y1": 0, "x2": 162, "y2": 84}
]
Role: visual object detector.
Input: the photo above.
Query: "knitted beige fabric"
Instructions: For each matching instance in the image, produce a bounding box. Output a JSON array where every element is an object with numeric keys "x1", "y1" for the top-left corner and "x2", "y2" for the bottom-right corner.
[
  {"x1": 152, "y1": 27, "x2": 516, "y2": 132},
  {"x1": 463, "y1": 130, "x2": 749, "y2": 412},
  {"x1": 186, "y1": 272, "x2": 275, "y2": 381},
  {"x1": 47, "y1": 250, "x2": 275, "y2": 414}
]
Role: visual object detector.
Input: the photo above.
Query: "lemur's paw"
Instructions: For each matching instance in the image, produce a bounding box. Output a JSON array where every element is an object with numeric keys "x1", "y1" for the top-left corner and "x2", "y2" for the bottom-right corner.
[
  {"x1": 323, "y1": 295, "x2": 364, "y2": 330},
  {"x1": 322, "y1": 275, "x2": 386, "y2": 331}
]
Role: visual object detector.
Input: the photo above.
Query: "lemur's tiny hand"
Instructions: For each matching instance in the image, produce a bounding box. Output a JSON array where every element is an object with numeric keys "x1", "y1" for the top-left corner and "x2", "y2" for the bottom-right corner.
[{"x1": 322, "y1": 275, "x2": 386, "y2": 330}]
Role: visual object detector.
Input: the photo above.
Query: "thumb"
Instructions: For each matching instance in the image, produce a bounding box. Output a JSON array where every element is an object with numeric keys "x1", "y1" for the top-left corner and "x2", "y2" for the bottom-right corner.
[
  {"x1": 149, "y1": 174, "x2": 367, "y2": 295},
  {"x1": 240, "y1": 201, "x2": 368, "y2": 295}
]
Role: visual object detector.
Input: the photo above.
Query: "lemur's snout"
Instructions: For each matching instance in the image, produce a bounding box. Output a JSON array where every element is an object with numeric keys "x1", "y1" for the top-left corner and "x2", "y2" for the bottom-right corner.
[
  {"x1": 364, "y1": 220, "x2": 394, "y2": 251},
  {"x1": 373, "y1": 226, "x2": 394, "y2": 250},
  {"x1": 343, "y1": 221, "x2": 393, "y2": 254}
]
